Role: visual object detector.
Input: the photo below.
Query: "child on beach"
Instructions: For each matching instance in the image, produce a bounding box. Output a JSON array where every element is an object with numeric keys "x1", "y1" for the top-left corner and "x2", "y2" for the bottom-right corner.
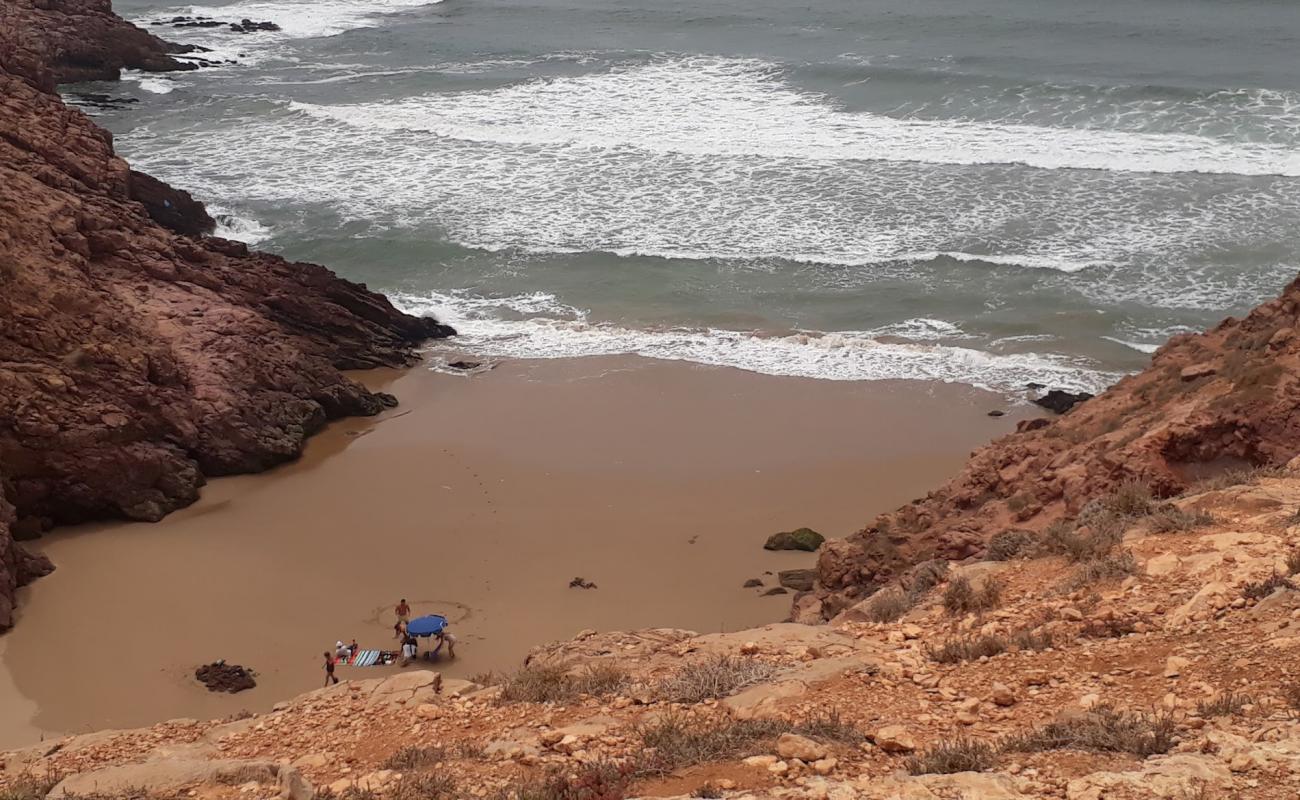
[{"x1": 322, "y1": 651, "x2": 339, "y2": 686}]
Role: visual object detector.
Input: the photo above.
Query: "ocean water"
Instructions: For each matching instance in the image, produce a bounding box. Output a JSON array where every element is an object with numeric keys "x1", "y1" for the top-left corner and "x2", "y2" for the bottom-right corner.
[{"x1": 79, "y1": 0, "x2": 1300, "y2": 394}]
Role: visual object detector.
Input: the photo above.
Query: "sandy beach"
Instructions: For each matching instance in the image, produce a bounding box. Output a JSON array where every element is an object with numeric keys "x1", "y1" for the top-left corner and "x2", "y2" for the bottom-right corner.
[{"x1": 0, "y1": 356, "x2": 1033, "y2": 748}]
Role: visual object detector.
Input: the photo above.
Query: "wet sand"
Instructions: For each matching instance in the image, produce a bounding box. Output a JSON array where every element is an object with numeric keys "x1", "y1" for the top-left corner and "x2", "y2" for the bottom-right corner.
[{"x1": 0, "y1": 356, "x2": 1032, "y2": 748}]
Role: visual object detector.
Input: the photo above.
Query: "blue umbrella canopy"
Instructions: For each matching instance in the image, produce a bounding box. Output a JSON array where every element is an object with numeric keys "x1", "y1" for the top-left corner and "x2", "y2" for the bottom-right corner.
[{"x1": 406, "y1": 614, "x2": 448, "y2": 637}]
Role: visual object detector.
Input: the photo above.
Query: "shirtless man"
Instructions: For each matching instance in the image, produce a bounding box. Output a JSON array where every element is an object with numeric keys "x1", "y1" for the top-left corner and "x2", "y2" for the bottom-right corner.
[{"x1": 395, "y1": 598, "x2": 411, "y2": 626}]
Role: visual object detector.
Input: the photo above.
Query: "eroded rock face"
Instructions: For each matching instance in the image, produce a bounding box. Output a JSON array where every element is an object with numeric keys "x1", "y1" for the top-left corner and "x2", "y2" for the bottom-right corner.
[
  {"x1": 807, "y1": 277, "x2": 1300, "y2": 617},
  {"x1": 0, "y1": 1, "x2": 453, "y2": 629},
  {"x1": 0, "y1": 0, "x2": 198, "y2": 90}
]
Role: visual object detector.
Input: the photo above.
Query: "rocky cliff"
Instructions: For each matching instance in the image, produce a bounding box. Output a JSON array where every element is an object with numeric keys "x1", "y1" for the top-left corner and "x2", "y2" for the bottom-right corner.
[
  {"x1": 0, "y1": 0, "x2": 452, "y2": 629},
  {"x1": 801, "y1": 276, "x2": 1300, "y2": 621}
]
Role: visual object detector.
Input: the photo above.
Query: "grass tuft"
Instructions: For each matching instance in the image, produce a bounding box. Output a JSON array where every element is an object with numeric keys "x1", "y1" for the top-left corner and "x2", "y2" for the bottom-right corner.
[
  {"x1": 985, "y1": 530, "x2": 1037, "y2": 561},
  {"x1": 1062, "y1": 550, "x2": 1139, "y2": 591},
  {"x1": 382, "y1": 745, "x2": 447, "y2": 771},
  {"x1": 1000, "y1": 705, "x2": 1175, "y2": 757},
  {"x1": 653, "y1": 656, "x2": 777, "y2": 703},
  {"x1": 942, "y1": 575, "x2": 1003, "y2": 616},
  {"x1": 1146, "y1": 505, "x2": 1215, "y2": 534},
  {"x1": 905, "y1": 738, "x2": 998, "y2": 775},
  {"x1": 864, "y1": 588, "x2": 915, "y2": 623},
  {"x1": 499, "y1": 662, "x2": 629, "y2": 704},
  {"x1": 927, "y1": 634, "x2": 1009, "y2": 664},
  {"x1": 1196, "y1": 693, "x2": 1254, "y2": 718},
  {"x1": 637, "y1": 714, "x2": 790, "y2": 774},
  {"x1": 1242, "y1": 573, "x2": 1294, "y2": 601}
]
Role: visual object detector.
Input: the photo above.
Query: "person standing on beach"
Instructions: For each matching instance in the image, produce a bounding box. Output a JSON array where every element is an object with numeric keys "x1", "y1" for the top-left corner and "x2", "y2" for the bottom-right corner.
[
  {"x1": 395, "y1": 598, "x2": 410, "y2": 626},
  {"x1": 323, "y1": 651, "x2": 339, "y2": 686}
]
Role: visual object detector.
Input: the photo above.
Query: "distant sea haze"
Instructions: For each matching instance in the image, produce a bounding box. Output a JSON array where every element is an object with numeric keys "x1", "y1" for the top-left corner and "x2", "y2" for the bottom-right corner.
[{"x1": 99, "y1": 0, "x2": 1300, "y2": 394}]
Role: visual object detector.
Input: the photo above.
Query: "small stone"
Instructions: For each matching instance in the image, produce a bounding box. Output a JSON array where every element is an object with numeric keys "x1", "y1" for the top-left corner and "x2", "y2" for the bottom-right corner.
[
  {"x1": 740, "y1": 641, "x2": 761, "y2": 656},
  {"x1": 813, "y1": 758, "x2": 837, "y2": 775},
  {"x1": 1079, "y1": 693, "x2": 1101, "y2": 709},
  {"x1": 873, "y1": 725, "x2": 916, "y2": 753},
  {"x1": 744, "y1": 755, "x2": 779, "y2": 767},
  {"x1": 1164, "y1": 656, "x2": 1190, "y2": 678},
  {"x1": 777, "y1": 733, "x2": 829, "y2": 762},
  {"x1": 1061, "y1": 607, "x2": 1083, "y2": 622},
  {"x1": 990, "y1": 682, "x2": 1016, "y2": 707}
]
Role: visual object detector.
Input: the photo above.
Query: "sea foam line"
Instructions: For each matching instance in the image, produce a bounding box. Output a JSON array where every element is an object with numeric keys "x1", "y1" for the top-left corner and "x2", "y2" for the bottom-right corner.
[{"x1": 394, "y1": 290, "x2": 1118, "y2": 394}]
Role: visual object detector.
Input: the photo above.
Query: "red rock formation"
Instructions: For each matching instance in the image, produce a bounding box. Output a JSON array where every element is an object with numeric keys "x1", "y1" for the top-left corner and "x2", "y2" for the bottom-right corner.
[
  {"x1": 0, "y1": 1, "x2": 452, "y2": 629},
  {"x1": 801, "y1": 277, "x2": 1300, "y2": 621},
  {"x1": 0, "y1": 0, "x2": 196, "y2": 91}
]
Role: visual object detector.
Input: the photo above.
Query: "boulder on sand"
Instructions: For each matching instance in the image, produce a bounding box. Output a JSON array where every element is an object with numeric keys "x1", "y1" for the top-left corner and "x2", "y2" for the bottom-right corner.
[
  {"x1": 764, "y1": 527, "x2": 825, "y2": 552},
  {"x1": 1032, "y1": 389, "x2": 1094, "y2": 414},
  {"x1": 778, "y1": 569, "x2": 817, "y2": 592}
]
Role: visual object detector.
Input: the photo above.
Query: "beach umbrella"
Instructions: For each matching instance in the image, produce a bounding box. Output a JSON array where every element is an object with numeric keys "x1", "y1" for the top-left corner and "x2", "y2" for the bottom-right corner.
[{"x1": 406, "y1": 614, "x2": 447, "y2": 637}]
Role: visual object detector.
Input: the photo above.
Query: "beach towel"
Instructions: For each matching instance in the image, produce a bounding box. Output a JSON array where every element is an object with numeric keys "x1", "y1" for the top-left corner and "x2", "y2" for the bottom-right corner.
[{"x1": 339, "y1": 650, "x2": 396, "y2": 667}]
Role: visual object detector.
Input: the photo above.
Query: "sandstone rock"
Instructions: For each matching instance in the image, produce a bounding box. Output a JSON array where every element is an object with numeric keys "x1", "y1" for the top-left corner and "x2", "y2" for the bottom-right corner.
[
  {"x1": 872, "y1": 725, "x2": 916, "y2": 753},
  {"x1": 776, "y1": 732, "x2": 829, "y2": 762},
  {"x1": 1180, "y1": 362, "x2": 1218, "y2": 381},
  {"x1": 990, "y1": 682, "x2": 1016, "y2": 706},
  {"x1": 778, "y1": 569, "x2": 818, "y2": 591}
]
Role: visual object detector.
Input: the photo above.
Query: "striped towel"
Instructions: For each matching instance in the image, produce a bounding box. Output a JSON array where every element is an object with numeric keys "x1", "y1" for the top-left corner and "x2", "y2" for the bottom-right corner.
[{"x1": 340, "y1": 650, "x2": 394, "y2": 667}]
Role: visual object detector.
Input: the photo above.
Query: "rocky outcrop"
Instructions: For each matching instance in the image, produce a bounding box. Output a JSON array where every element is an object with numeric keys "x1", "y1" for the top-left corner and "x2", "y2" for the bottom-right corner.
[
  {"x1": 0, "y1": 0, "x2": 197, "y2": 91},
  {"x1": 804, "y1": 276, "x2": 1300, "y2": 618},
  {"x1": 0, "y1": 0, "x2": 452, "y2": 629}
]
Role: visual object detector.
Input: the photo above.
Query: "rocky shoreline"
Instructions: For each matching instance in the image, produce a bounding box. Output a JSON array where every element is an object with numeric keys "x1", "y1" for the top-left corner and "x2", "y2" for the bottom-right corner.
[
  {"x1": 799, "y1": 278, "x2": 1300, "y2": 623},
  {"x1": 0, "y1": 0, "x2": 453, "y2": 629}
]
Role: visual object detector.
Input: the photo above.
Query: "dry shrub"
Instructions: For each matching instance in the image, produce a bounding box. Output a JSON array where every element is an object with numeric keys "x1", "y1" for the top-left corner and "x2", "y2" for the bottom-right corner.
[
  {"x1": 1147, "y1": 505, "x2": 1215, "y2": 534},
  {"x1": 865, "y1": 588, "x2": 915, "y2": 623},
  {"x1": 1287, "y1": 550, "x2": 1300, "y2": 576},
  {"x1": 654, "y1": 655, "x2": 777, "y2": 703},
  {"x1": 908, "y1": 559, "x2": 949, "y2": 595},
  {"x1": 1095, "y1": 480, "x2": 1155, "y2": 518},
  {"x1": 389, "y1": 773, "x2": 458, "y2": 800},
  {"x1": 905, "y1": 737, "x2": 998, "y2": 775},
  {"x1": 1242, "y1": 573, "x2": 1294, "y2": 601},
  {"x1": 499, "y1": 662, "x2": 629, "y2": 704},
  {"x1": 1281, "y1": 683, "x2": 1300, "y2": 717},
  {"x1": 693, "y1": 784, "x2": 723, "y2": 799},
  {"x1": 1001, "y1": 705, "x2": 1175, "y2": 757},
  {"x1": 1062, "y1": 550, "x2": 1139, "y2": 591},
  {"x1": 637, "y1": 714, "x2": 790, "y2": 774},
  {"x1": 215, "y1": 764, "x2": 278, "y2": 785},
  {"x1": 1195, "y1": 464, "x2": 1285, "y2": 492},
  {"x1": 927, "y1": 634, "x2": 1009, "y2": 664},
  {"x1": 1038, "y1": 518, "x2": 1123, "y2": 563},
  {"x1": 943, "y1": 575, "x2": 1003, "y2": 615},
  {"x1": 0, "y1": 773, "x2": 60, "y2": 800},
  {"x1": 1011, "y1": 627, "x2": 1056, "y2": 651},
  {"x1": 985, "y1": 530, "x2": 1037, "y2": 561},
  {"x1": 1196, "y1": 693, "x2": 1254, "y2": 718},
  {"x1": 502, "y1": 760, "x2": 637, "y2": 800},
  {"x1": 1080, "y1": 616, "x2": 1139, "y2": 639},
  {"x1": 793, "y1": 709, "x2": 866, "y2": 744},
  {"x1": 382, "y1": 745, "x2": 447, "y2": 771}
]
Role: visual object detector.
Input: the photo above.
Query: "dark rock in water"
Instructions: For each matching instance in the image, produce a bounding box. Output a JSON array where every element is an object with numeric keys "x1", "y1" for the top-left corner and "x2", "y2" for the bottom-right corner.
[
  {"x1": 742, "y1": 578, "x2": 762, "y2": 588},
  {"x1": 448, "y1": 360, "x2": 481, "y2": 370},
  {"x1": 65, "y1": 92, "x2": 139, "y2": 111},
  {"x1": 764, "y1": 527, "x2": 825, "y2": 552},
  {"x1": 778, "y1": 569, "x2": 817, "y2": 592},
  {"x1": 1026, "y1": 382, "x2": 1046, "y2": 391},
  {"x1": 987, "y1": 410, "x2": 1005, "y2": 417},
  {"x1": 762, "y1": 587, "x2": 788, "y2": 596},
  {"x1": 569, "y1": 577, "x2": 597, "y2": 589},
  {"x1": 229, "y1": 19, "x2": 281, "y2": 33},
  {"x1": 196, "y1": 661, "x2": 256, "y2": 693},
  {"x1": 1033, "y1": 389, "x2": 1094, "y2": 415}
]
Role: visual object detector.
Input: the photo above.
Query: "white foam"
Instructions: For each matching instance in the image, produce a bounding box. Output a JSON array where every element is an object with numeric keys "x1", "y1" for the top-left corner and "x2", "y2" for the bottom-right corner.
[
  {"x1": 291, "y1": 58, "x2": 1300, "y2": 176},
  {"x1": 122, "y1": 71, "x2": 177, "y2": 94},
  {"x1": 138, "y1": 0, "x2": 442, "y2": 64},
  {"x1": 208, "y1": 205, "x2": 272, "y2": 245},
  {"x1": 394, "y1": 290, "x2": 1116, "y2": 394},
  {"x1": 1102, "y1": 337, "x2": 1160, "y2": 354},
  {"x1": 117, "y1": 55, "x2": 1300, "y2": 311}
]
